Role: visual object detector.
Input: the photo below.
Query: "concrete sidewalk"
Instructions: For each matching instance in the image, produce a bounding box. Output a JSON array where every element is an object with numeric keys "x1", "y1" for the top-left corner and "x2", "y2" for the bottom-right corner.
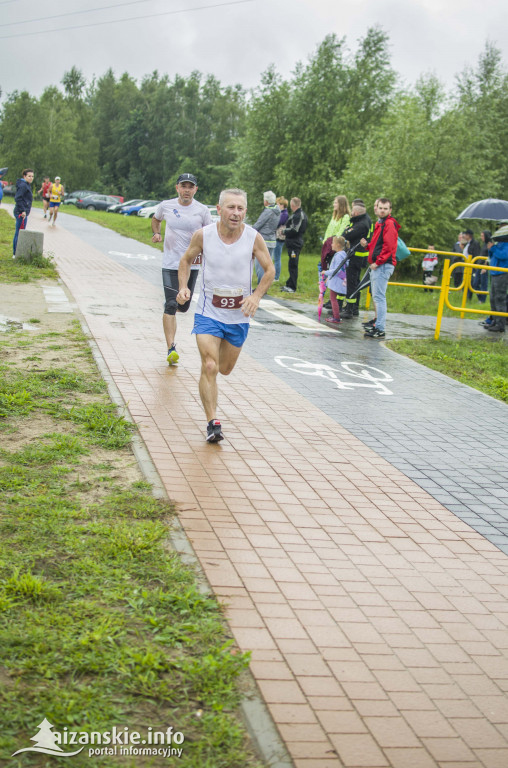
[{"x1": 15, "y1": 213, "x2": 508, "y2": 768}]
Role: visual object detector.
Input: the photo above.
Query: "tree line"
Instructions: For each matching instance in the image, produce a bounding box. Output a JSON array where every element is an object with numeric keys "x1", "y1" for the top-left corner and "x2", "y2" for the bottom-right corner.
[{"x1": 1, "y1": 27, "x2": 507, "y2": 261}]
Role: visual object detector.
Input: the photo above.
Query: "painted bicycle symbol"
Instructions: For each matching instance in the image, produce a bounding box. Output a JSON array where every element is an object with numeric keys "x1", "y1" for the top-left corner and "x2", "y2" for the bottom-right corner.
[{"x1": 274, "y1": 356, "x2": 393, "y2": 395}]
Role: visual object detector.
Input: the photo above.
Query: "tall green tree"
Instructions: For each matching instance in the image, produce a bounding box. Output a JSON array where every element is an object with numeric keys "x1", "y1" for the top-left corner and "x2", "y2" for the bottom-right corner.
[
  {"x1": 232, "y1": 65, "x2": 290, "y2": 210},
  {"x1": 233, "y1": 28, "x2": 396, "y2": 240},
  {"x1": 455, "y1": 42, "x2": 508, "y2": 198},
  {"x1": 340, "y1": 79, "x2": 500, "y2": 262},
  {"x1": 0, "y1": 91, "x2": 42, "y2": 179}
]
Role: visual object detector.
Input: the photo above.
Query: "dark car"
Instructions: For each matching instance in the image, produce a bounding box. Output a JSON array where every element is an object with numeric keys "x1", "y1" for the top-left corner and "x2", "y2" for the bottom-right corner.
[
  {"x1": 64, "y1": 190, "x2": 99, "y2": 205},
  {"x1": 2, "y1": 183, "x2": 17, "y2": 196},
  {"x1": 75, "y1": 194, "x2": 120, "y2": 211}
]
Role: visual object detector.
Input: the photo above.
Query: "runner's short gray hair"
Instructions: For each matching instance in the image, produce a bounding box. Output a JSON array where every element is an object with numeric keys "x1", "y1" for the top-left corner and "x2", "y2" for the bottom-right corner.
[
  {"x1": 219, "y1": 188, "x2": 247, "y2": 207},
  {"x1": 263, "y1": 190, "x2": 276, "y2": 205}
]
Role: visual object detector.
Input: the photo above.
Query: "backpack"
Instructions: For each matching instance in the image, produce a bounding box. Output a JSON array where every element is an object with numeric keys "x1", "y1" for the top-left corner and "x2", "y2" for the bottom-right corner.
[{"x1": 396, "y1": 237, "x2": 411, "y2": 261}]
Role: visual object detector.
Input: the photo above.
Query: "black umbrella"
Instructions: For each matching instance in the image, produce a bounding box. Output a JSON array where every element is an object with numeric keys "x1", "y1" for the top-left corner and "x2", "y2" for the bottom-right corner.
[
  {"x1": 328, "y1": 241, "x2": 361, "y2": 279},
  {"x1": 348, "y1": 267, "x2": 371, "y2": 299},
  {"x1": 456, "y1": 198, "x2": 508, "y2": 221}
]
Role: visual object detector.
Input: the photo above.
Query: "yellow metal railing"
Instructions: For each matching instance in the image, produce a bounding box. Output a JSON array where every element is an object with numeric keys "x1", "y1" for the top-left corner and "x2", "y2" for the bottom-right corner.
[
  {"x1": 363, "y1": 248, "x2": 507, "y2": 339},
  {"x1": 434, "y1": 259, "x2": 508, "y2": 340}
]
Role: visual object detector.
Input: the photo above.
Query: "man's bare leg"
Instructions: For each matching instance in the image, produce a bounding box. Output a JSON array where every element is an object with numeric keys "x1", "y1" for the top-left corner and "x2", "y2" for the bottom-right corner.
[
  {"x1": 196, "y1": 334, "x2": 222, "y2": 421},
  {"x1": 218, "y1": 338, "x2": 242, "y2": 376},
  {"x1": 163, "y1": 314, "x2": 176, "y2": 348},
  {"x1": 196, "y1": 335, "x2": 242, "y2": 439}
]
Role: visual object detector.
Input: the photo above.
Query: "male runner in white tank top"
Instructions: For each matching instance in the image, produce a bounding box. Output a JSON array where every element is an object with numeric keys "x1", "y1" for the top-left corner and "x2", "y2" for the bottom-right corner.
[{"x1": 177, "y1": 188, "x2": 275, "y2": 442}]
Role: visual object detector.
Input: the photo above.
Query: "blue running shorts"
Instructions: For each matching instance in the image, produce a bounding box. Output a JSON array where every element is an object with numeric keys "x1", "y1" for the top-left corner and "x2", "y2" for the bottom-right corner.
[{"x1": 192, "y1": 313, "x2": 249, "y2": 348}]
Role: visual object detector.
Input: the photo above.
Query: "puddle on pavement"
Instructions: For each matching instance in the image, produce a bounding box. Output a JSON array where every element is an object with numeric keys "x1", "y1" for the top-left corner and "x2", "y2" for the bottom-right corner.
[{"x1": 0, "y1": 315, "x2": 39, "y2": 332}]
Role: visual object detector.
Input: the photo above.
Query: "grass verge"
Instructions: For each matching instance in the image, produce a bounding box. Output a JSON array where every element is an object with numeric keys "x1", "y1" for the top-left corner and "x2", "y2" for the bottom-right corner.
[
  {"x1": 0, "y1": 321, "x2": 262, "y2": 767},
  {"x1": 0, "y1": 209, "x2": 57, "y2": 283},
  {"x1": 386, "y1": 337, "x2": 508, "y2": 403}
]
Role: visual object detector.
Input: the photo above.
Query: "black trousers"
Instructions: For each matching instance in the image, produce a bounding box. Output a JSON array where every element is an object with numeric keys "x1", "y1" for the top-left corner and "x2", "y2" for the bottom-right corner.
[
  {"x1": 285, "y1": 245, "x2": 302, "y2": 290},
  {"x1": 345, "y1": 254, "x2": 367, "y2": 308}
]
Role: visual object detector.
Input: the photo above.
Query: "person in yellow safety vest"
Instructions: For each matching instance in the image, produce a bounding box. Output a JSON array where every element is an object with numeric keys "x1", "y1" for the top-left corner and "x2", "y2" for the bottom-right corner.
[{"x1": 47, "y1": 176, "x2": 64, "y2": 227}]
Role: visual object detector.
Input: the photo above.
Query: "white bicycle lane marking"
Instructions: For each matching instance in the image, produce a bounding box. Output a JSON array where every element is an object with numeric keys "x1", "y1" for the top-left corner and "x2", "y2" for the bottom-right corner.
[
  {"x1": 275, "y1": 356, "x2": 394, "y2": 396},
  {"x1": 108, "y1": 251, "x2": 158, "y2": 261},
  {"x1": 258, "y1": 297, "x2": 337, "y2": 333}
]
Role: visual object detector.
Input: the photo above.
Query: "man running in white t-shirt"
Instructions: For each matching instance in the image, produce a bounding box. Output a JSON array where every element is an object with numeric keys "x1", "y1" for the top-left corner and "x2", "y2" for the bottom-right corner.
[
  {"x1": 177, "y1": 188, "x2": 275, "y2": 442},
  {"x1": 152, "y1": 173, "x2": 212, "y2": 365}
]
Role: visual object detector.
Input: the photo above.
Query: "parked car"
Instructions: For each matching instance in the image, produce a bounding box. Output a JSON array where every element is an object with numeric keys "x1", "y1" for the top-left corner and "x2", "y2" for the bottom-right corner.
[
  {"x1": 206, "y1": 204, "x2": 219, "y2": 222},
  {"x1": 75, "y1": 194, "x2": 120, "y2": 211},
  {"x1": 64, "y1": 190, "x2": 99, "y2": 205},
  {"x1": 108, "y1": 194, "x2": 124, "y2": 204},
  {"x1": 108, "y1": 198, "x2": 144, "y2": 213},
  {"x1": 1, "y1": 183, "x2": 16, "y2": 196},
  {"x1": 137, "y1": 203, "x2": 160, "y2": 219},
  {"x1": 121, "y1": 200, "x2": 160, "y2": 216}
]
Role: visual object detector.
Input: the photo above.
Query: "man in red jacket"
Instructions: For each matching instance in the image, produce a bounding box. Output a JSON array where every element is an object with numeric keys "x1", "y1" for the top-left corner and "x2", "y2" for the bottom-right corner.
[{"x1": 360, "y1": 198, "x2": 400, "y2": 339}]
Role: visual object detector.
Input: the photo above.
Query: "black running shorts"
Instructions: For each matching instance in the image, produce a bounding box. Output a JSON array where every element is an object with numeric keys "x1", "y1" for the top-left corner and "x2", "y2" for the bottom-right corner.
[{"x1": 162, "y1": 268, "x2": 198, "y2": 315}]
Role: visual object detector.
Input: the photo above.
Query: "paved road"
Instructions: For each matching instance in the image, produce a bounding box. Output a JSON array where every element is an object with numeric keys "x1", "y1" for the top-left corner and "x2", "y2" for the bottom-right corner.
[
  {"x1": 56, "y1": 211, "x2": 508, "y2": 555},
  {"x1": 10, "y1": 207, "x2": 508, "y2": 768}
]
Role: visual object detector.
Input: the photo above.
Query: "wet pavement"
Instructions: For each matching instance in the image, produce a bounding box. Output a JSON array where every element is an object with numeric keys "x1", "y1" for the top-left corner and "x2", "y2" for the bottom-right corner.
[
  {"x1": 6, "y1": 205, "x2": 508, "y2": 768},
  {"x1": 45, "y1": 210, "x2": 508, "y2": 556}
]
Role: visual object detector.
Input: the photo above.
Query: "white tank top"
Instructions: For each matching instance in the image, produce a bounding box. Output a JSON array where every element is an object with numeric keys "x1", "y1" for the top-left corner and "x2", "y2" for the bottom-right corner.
[{"x1": 196, "y1": 223, "x2": 256, "y2": 324}]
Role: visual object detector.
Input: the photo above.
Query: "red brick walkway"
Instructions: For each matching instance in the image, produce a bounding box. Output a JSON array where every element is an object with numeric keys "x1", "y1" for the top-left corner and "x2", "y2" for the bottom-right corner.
[{"x1": 33, "y1": 218, "x2": 508, "y2": 767}]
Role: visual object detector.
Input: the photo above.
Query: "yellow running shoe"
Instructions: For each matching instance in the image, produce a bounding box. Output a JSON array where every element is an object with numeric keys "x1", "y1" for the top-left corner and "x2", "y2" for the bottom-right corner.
[{"x1": 167, "y1": 345, "x2": 179, "y2": 365}]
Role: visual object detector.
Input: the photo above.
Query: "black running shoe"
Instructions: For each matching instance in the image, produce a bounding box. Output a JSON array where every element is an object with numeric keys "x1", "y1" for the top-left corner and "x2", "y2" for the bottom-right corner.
[
  {"x1": 206, "y1": 419, "x2": 224, "y2": 442},
  {"x1": 364, "y1": 327, "x2": 385, "y2": 339},
  {"x1": 362, "y1": 318, "x2": 376, "y2": 328}
]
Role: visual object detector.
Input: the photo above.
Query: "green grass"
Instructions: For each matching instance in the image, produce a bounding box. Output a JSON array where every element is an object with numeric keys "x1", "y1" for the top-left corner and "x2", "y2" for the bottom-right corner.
[
  {"x1": 0, "y1": 324, "x2": 263, "y2": 767},
  {"x1": 387, "y1": 337, "x2": 508, "y2": 403},
  {"x1": 52, "y1": 202, "x2": 164, "y2": 253},
  {"x1": 0, "y1": 209, "x2": 57, "y2": 282}
]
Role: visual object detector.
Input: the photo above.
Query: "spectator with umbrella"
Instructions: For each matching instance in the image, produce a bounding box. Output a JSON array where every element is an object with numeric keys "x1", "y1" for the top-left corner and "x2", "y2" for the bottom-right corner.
[{"x1": 484, "y1": 224, "x2": 508, "y2": 334}]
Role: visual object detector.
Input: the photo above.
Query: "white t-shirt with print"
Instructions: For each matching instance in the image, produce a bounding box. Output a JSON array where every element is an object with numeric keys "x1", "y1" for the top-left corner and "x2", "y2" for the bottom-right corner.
[{"x1": 155, "y1": 198, "x2": 212, "y2": 270}]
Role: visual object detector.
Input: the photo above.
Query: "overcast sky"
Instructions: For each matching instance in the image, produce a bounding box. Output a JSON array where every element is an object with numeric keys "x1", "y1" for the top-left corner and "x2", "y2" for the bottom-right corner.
[{"x1": 0, "y1": 0, "x2": 506, "y2": 100}]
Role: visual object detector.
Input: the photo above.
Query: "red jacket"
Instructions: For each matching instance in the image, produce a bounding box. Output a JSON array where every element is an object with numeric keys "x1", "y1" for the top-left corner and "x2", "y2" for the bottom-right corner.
[{"x1": 367, "y1": 215, "x2": 400, "y2": 267}]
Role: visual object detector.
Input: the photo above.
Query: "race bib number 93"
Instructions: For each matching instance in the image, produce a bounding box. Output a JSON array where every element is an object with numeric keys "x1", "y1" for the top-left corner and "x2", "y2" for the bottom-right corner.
[{"x1": 212, "y1": 287, "x2": 244, "y2": 309}]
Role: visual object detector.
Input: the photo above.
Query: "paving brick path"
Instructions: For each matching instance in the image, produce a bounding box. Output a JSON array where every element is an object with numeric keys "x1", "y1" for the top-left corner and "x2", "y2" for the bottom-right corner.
[{"x1": 16, "y1": 214, "x2": 508, "y2": 767}]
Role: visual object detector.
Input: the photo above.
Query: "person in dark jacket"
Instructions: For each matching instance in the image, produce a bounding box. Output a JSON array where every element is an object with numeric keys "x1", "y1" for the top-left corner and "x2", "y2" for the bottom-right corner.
[
  {"x1": 13, "y1": 168, "x2": 34, "y2": 256},
  {"x1": 280, "y1": 197, "x2": 307, "y2": 292},
  {"x1": 341, "y1": 199, "x2": 372, "y2": 318},
  {"x1": 451, "y1": 232, "x2": 466, "y2": 288},
  {"x1": 473, "y1": 230, "x2": 491, "y2": 304},
  {"x1": 463, "y1": 229, "x2": 481, "y2": 299}
]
